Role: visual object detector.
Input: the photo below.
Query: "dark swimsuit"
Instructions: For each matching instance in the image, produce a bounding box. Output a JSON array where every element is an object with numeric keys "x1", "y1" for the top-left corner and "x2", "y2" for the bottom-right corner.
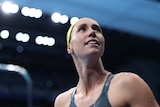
[{"x1": 70, "y1": 74, "x2": 114, "y2": 107}]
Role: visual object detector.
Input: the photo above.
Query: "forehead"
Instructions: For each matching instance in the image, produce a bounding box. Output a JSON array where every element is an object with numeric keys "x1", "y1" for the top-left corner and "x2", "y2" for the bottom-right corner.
[{"x1": 74, "y1": 18, "x2": 100, "y2": 28}]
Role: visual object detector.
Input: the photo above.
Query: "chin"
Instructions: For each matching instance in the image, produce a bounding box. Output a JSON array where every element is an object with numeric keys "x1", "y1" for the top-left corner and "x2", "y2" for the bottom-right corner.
[{"x1": 87, "y1": 50, "x2": 102, "y2": 56}]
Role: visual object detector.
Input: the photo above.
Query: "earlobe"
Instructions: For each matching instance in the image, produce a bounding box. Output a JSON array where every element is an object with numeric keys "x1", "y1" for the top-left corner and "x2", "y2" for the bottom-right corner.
[{"x1": 67, "y1": 46, "x2": 73, "y2": 54}]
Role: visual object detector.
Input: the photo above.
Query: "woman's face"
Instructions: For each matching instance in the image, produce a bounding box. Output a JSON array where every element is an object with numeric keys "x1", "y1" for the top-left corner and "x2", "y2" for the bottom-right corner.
[{"x1": 67, "y1": 18, "x2": 105, "y2": 58}]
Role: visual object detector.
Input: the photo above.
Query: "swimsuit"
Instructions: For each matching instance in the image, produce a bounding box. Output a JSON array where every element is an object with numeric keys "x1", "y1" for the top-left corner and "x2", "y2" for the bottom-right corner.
[{"x1": 70, "y1": 74, "x2": 114, "y2": 107}]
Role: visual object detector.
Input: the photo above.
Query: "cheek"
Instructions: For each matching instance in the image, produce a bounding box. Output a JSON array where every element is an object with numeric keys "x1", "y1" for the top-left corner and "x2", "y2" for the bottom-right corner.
[
  {"x1": 71, "y1": 35, "x2": 83, "y2": 46},
  {"x1": 70, "y1": 36, "x2": 82, "y2": 50},
  {"x1": 100, "y1": 36, "x2": 105, "y2": 45},
  {"x1": 100, "y1": 37, "x2": 105, "y2": 54}
]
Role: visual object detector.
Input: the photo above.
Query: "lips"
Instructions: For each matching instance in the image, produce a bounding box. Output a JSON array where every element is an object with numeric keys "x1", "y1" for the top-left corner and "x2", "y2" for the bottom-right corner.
[{"x1": 85, "y1": 39, "x2": 100, "y2": 45}]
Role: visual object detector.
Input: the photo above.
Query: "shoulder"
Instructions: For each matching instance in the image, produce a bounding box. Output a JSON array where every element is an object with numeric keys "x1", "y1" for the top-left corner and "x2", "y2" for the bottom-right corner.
[
  {"x1": 110, "y1": 72, "x2": 144, "y2": 90},
  {"x1": 109, "y1": 72, "x2": 145, "y2": 96},
  {"x1": 113, "y1": 72, "x2": 143, "y2": 86},
  {"x1": 109, "y1": 72, "x2": 159, "y2": 107},
  {"x1": 54, "y1": 87, "x2": 75, "y2": 107},
  {"x1": 112, "y1": 72, "x2": 151, "y2": 95}
]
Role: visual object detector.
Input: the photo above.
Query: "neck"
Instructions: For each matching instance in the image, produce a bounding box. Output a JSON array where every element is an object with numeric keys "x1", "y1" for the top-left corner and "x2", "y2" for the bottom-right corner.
[
  {"x1": 75, "y1": 60, "x2": 109, "y2": 94},
  {"x1": 76, "y1": 70, "x2": 109, "y2": 96},
  {"x1": 72, "y1": 54, "x2": 110, "y2": 94},
  {"x1": 73, "y1": 54, "x2": 104, "y2": 73}
]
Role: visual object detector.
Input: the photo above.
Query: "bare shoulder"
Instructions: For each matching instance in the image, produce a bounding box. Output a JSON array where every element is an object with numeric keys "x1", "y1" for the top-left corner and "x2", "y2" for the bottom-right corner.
[
  {"x1": 113, "y1": 72, "x2": 144, "y2": 86},
  {"x1": 54, "y1": 87, "x2": 75, "y2": 107},
  {"x1": 113, "y1": 72, "x2": 155, "y2": 93},
  {"x1": 113, "y1": 72, "x2": 153, "y2": 97},
  {"x1": 109, "y1": 72, "x2": 159, "y2": 107}
]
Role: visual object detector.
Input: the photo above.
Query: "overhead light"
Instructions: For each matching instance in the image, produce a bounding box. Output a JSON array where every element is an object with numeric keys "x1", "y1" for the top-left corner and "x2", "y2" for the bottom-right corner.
[
  {"x1": 0, "y1": 29, "x2": 10, "y2": 39},
  {"x1": 51, "y1": 12, "x2": 61, "y2": 23},
  {"x1": 1, "y1": 1, "x2": 19, "y2": 14},
  {"x1": 21, "y1": 6, "x2": 42, "y2": 18},
  {"x1": 35, "y1": 36, "x2": 55, "y2": 46},
  {"x1": 15, "y1": 32, "x2": 30, "y2": 42},
  {"x1": 60, "y1": 15, "x2": 69, "y2": 24},
  {"x1": 51, "y1": 12, "x2": 69, "y2": 24},
  {"x1": 70, "y1": 17, "x2": 79, "y2": 25}
]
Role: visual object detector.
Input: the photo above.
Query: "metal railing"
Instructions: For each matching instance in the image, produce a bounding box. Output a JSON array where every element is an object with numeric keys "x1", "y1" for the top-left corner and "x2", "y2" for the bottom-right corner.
[{"x1": 0, "y1": 63, "x2": 32, "y2": 107}]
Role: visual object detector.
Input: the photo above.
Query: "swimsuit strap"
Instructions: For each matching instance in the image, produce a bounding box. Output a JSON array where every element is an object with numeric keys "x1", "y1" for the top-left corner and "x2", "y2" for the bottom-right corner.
[
  {"x1": 70, "y1": 87, "x2": 77, "y2": 107},
  {"x1": 105, "y1": 74, "x2": 114, "y2": 86}
]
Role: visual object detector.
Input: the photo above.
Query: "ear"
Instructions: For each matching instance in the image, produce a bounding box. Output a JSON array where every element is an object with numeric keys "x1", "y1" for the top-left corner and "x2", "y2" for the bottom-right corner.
[{"x1": 67, "y1": 46, "x2": 73, "y2": 54}]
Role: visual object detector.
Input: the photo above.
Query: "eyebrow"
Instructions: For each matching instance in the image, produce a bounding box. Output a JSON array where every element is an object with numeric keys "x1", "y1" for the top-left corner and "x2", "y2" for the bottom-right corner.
[
  {"x1": 77, "y1": 23, "x2": 87, "y2": 28},
  {"x1": 77, "y1": 23, "x2": 100, "y2": 29}
]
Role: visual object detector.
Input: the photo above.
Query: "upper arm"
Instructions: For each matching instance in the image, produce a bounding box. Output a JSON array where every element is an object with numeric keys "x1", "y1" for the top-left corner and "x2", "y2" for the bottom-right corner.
[
  {"x1": 122, "y1": 73, "x2": 159, "y2": 107},
  {"x1": 54, "y1": 94, "x2": 64, "y2": 107},
  {"x1": 54, "y1": 88, "x2": 75, "y2": 107}
]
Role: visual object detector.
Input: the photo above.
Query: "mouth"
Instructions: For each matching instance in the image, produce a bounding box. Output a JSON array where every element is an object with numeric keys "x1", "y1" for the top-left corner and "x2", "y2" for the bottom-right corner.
[{"x1": 85, "y1": 39, "x2": 100, "y2": 45}]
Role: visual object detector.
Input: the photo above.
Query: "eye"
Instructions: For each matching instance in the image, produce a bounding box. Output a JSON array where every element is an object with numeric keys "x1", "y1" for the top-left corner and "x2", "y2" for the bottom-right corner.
[
  {"x1": 78, "y1": 26, "x2": 86, "y2": 32},
  {"x1": 92, "y1": 25, "x2": 102, "y2": 33}
]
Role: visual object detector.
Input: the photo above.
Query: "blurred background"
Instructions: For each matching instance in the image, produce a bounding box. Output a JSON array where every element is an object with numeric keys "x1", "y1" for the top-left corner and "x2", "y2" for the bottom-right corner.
[{"x1": 0, "y1": 0, "x2": 160, "y2": 106}]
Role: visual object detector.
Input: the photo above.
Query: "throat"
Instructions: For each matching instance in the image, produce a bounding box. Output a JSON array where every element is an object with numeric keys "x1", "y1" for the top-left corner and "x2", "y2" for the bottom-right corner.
[
  {"x1": 80, "y1": 70, "x2": 107, "y2": 87},
  {"x1": 77, "y1": 75, "x2": 106, "y2": 97}
]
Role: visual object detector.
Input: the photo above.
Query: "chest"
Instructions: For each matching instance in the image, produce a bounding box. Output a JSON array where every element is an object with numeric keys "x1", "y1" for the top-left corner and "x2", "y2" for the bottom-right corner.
[
  {"x1": 71, "y1": 85, "x2": 113, "y2": 107},
  {"x1": 74, "y1": 89, "x2": 101, "y2": 107}
]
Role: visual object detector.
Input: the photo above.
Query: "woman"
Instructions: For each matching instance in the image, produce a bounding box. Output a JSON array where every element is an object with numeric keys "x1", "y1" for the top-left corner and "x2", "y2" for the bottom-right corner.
[{"x1": 54, "y1": 18, "x2": 159, "y2": 107}]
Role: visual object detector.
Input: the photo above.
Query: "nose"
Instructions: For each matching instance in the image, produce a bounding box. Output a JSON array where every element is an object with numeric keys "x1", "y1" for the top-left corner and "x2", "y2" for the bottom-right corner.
[{"x1": 88, "y1": 29, "x2": 96, "y2": 37}]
